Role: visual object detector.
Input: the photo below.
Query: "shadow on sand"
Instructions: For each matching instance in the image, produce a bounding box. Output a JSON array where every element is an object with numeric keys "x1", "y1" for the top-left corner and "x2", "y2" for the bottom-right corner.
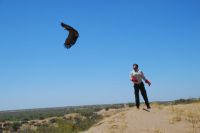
[{"x1": 142, "y1": 108, "x2": 150, "y2": 112}]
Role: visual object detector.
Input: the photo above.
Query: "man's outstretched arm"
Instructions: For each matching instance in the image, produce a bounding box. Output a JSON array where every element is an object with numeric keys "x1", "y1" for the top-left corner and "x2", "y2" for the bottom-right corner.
[{"x1": 141, "y1": 71, "x2": 151, "y2": 86}]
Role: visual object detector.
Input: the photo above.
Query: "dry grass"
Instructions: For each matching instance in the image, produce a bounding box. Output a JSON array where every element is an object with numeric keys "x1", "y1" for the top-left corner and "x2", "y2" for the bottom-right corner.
[
  {"x1": 144, "y1": 127, "x2": 164, "y2": 133},
  {"x1": 169, "y1": 102, "x2": 200, "y2": 133},
  {"x1": 169, "y1": 105, "x2": 183, "y2": 124},
  {"x1": 170, "y1": 115, "x2": 182, "y2": 124},
  {"x1": 151, "y1": 102, "x2": 165, "y2": 110},
  {"x1": 152, "y1": 128, "x2": 163, "y2": 133},
  {"x1": 185, "y1": 103, "x2": 200, "y2": 133}
]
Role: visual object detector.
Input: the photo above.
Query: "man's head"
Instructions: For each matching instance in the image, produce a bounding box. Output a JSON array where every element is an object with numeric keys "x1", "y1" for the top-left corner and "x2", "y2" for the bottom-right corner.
[{"x1": 133, "y1": 64, "x2": 139, "y2": 71}]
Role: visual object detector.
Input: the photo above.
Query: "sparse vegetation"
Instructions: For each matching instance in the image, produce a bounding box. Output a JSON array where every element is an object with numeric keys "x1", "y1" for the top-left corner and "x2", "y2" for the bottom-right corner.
[
  {"x1": 185, "y1": 103, "x2": 200, "y2": 133},
  {"x1": 128, "y1": 102, "x2": 135, "y2": 107},
  {"x1": 169, "y1": 101, "x2": 200, "y2": 133},
  {"x1": 0, "y1": 104, "x2": 124, "y2": 133},
  {"x1": 169, "y1": 105, "x2": 183, "y2": 124},
  {"x1": 172, "y1": 98, "x2": 200, "y2": 105},
  {"x1": 145, "y1": 127, "x2": 163, "y2": 133},
  {"x1": 11, "y1": 122, "x2": 21, "y2": 131},
  {"x1": 105, "y1": 107, "x2": 109, "y2": 111},
  {"x1": 19, "y1": 112, "x2": 102, "y2": 133},
  {"x1": 1, "y1": 98, "x2": 200, "y2": 133},
  {"x1": 151, "y1": 102, "x2": 164, "y2": 110}
]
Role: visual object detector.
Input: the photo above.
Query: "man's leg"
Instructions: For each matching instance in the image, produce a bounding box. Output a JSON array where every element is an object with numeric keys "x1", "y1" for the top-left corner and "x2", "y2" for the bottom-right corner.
[
  {"x1": 134, "y1": 85, "x2": 140, "y2": 109},
  {"x1": 140, "y1": 83, "x2": 151, "y2": 108}
]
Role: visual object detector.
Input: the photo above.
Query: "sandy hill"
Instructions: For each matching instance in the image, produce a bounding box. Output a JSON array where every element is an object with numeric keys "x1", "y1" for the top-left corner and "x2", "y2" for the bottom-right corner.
[{"x1": 81, "y1": 103, "x2": 200, "y2": 133}]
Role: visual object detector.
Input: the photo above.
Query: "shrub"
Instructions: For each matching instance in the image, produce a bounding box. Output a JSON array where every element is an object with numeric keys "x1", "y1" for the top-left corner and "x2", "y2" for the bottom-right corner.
[
  {"x1": 12, "y1": 122, "x2": 21, "y2": 131},
  {"x1": 105, "y1": 107, "x2": 109, "y2": 111},
  {"x1": 128, "y1": 103, "x2": 135, "y2": 107}
]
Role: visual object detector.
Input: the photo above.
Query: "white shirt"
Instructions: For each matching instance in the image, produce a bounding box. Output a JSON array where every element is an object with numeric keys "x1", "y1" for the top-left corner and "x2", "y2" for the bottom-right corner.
[{"x1": 130, "y1": 69, "x2": 147, "y2": 84}]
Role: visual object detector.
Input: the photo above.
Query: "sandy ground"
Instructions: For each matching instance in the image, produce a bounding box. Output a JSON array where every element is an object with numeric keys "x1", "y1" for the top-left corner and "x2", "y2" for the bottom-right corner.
[{"x1": 81, "y1": 103, "x2": 200, "y2": 133}]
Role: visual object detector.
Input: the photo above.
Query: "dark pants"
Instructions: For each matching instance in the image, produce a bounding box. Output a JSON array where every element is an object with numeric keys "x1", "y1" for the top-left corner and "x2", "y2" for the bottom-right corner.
[{"x1": 134, "y1": 82, "x2": 150, "y2": 108}]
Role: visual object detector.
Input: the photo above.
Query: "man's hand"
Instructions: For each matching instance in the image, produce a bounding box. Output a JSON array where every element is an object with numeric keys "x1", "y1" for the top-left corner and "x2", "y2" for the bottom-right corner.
[
  {"x1": 145, "y1": 80, "x2": 151, "y2": 86},
  {"x1": 131, "y1": 76, "x2": 138, "y2": 83}
]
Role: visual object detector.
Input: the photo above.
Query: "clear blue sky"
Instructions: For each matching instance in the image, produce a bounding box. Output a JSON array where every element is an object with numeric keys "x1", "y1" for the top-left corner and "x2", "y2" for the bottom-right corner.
[{"x1": 0, "y1": 0, "x2": 200, "y2": 111}]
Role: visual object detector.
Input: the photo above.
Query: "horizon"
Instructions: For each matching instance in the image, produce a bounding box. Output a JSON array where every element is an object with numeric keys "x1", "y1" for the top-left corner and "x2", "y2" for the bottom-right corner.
[
  {"x1": 0, "y1": 97, "x2": 199, "y2": 112},
  {"x1": 1, "y1": 0, "x2": 200, "y2": 111}
]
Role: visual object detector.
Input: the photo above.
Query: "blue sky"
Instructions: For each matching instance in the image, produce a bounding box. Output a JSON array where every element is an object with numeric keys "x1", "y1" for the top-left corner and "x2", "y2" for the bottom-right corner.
[{"x1": 0, "y1": 0, "x2": 200, "y2": 111}]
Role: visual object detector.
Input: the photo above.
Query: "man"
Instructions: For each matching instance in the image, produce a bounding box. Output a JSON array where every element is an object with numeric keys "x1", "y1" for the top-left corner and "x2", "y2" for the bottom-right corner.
[
  {"x1": 130, "y1": 64, "x2": 151, "y2": 109},
  {"x1": 61, "y1": 22, "x2": 79, "y2": 49}
]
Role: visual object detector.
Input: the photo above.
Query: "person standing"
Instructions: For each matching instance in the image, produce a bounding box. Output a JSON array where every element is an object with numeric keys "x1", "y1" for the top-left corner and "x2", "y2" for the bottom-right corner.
[{"x1": 130, "y1": 64, "x2": 151, "y2": 109}]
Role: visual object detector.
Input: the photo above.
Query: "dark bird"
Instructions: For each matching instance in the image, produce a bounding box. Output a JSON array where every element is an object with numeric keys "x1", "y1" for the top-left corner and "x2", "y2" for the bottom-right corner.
[{"x1": 61, "y1": 22, "x2": 79, "y2": 49}]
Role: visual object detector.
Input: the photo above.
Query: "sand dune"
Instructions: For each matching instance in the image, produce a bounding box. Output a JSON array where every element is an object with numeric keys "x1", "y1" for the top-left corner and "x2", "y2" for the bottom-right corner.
[{"x1": 81, "y1": 103, "x2": 200, "y2": 133}]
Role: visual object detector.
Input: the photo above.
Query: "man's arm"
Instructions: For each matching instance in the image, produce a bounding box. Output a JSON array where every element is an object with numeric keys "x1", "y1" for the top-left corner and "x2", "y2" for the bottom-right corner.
[{"x1": 141, "y1": 71, "x2": 151, "y2": 86}]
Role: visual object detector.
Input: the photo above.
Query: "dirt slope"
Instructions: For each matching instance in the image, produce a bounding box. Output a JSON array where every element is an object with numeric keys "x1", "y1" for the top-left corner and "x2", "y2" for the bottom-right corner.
[{"x1": 81, "y1": 103, "x2": 200, "y2": 133}]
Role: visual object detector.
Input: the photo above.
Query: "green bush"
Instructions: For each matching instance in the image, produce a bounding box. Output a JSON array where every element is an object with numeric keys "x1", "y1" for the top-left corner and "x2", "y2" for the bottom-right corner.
[
  {"x1": 172, "y1": 98, "x2": 199, "y2": 105},
  {"x1": 128, "y1": 103, "x2": 135, "y2": 107},
  {"x1": 11, "y1": 122, "x2": 21, "y2": 131},
  {"x1": 105, "y1": 107, "x2": 109, "y2": 111}
]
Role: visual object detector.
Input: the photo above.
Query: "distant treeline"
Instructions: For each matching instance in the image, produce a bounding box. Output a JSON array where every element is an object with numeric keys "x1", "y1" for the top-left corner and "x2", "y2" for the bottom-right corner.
[
  {"x1": 0, "y1": 104, "x2": 124, "y2": 122},
  {"x1": 0, "y1": 98, "x2": 200, "y2": 122},
  {"x1": 171, "y1": 98, "x2": 200, "y2": 105}
]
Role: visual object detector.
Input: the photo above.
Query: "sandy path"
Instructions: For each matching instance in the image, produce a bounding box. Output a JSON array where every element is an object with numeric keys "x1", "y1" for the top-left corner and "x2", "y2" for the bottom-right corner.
[{"x1": 81, "y1": 104, "x2": 199, "y2": 133}]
